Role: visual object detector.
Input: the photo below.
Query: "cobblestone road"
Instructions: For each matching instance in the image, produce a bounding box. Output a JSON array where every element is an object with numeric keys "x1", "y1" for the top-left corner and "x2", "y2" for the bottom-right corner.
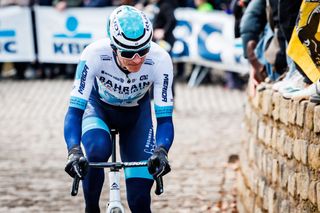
[{"x1": 0, "y1": 80, "x2": 245, "y2": 213}]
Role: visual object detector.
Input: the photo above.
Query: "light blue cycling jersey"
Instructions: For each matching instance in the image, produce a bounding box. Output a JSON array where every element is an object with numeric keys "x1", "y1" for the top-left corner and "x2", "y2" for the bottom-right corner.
[{"x1": 69, "y1": 38, "x2": 174, "y2": 118}]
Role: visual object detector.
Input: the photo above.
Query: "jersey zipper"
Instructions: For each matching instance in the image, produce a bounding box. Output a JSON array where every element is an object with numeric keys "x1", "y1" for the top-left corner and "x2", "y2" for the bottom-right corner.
[{"x1": 123, "y1": 73, "x2": 131, "y2": 104}]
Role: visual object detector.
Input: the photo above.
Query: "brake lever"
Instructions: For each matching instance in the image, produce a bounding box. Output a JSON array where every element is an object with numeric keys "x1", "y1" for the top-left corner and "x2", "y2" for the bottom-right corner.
[
  {"x1": 155, "y1": 176, "x2": 164, "y2": 195},
  {"x1": 71, "y1": 175, "x2": 80, "y2": 196}
]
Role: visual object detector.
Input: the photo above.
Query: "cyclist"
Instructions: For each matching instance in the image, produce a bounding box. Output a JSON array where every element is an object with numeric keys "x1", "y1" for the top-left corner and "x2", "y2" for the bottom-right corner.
[{"x1": 63, "y1": 5, "x2": 174, "y2": 213}]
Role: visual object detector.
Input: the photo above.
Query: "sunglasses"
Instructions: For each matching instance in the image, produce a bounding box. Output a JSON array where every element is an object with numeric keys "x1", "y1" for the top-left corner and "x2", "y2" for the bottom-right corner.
[{"x1": 117, "y1": 47, "x2": 150, "y2": 59}]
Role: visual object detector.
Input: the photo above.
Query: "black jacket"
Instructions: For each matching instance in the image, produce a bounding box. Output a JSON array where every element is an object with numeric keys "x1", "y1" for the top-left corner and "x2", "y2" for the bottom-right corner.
[{"x1": 153, "y1": 0, "x2": 177, "y2": 47}]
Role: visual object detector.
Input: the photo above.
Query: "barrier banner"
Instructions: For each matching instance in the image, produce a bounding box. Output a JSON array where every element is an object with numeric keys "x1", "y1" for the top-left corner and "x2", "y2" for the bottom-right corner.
[
  {"x1": 172, "y1": 8, "x2": 248, "y2": 73},
  {"x1": 16, "y1": 6, "x2": 249, "y2": 73},
  {"x1": 34, "y1": 6, "x2": 114, "y2": 64},
  {"x1": 0, "y1": 6, "x2": 35, "y2": 62}
]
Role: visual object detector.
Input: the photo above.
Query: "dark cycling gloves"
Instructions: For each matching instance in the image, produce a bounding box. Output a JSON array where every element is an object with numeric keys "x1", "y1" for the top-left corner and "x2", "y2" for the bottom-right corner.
[
  {"x1": 65, "y1": 146, "x2": 88, "y2": 179},
  {"x1": 147, "y1": 146, "x2": 171, "y2": 179},
  {"x1": 65, "y1": 145, "x2": 170, "y2": 180}
]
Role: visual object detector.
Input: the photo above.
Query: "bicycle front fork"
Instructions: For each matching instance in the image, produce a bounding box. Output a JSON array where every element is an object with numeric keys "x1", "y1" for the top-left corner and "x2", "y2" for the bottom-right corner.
[{"x1": 107, "y1": 171, "x2": 125, "y2": 213}]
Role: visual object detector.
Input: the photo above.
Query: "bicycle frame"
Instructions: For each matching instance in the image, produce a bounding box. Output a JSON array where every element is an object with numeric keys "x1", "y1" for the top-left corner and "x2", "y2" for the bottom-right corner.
[
  {"x1": 71, "y1": 129, "x2": 163, "y2": 213},
  {"x1": 107, "y1": 170, "x2": 124, "y2": 213}
]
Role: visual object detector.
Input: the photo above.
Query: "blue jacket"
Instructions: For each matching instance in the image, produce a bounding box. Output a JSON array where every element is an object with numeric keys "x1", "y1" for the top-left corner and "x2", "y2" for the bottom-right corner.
[{"x1": 240, "y1": 0, "x2": 267, "y2": 58}]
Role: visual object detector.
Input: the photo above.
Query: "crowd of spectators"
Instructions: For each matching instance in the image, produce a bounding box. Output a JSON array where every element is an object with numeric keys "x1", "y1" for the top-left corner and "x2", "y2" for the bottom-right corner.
[{"x1": 239, "y1": 0, "x2": 320, "y2": 103}]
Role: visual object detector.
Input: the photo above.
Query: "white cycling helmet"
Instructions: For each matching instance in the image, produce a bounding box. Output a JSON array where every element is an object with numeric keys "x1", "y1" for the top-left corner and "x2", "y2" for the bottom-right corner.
[{"x1": 107, "y1": 5, "x2": 153, "y2": 52}]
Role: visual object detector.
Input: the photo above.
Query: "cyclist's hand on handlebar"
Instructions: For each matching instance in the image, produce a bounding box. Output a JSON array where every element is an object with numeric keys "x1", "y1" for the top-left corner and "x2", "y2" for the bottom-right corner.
[
  {"x1": 65, "y1": 146, "x2": 88, "y2": 179},
  {"x1": 147, "y1": 146, "x2": 171, "y2": 179}
]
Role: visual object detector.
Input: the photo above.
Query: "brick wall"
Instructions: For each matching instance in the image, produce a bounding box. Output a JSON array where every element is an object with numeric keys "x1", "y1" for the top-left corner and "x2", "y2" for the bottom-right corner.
[{"x1": 237, "y1": 88, "x2": 320, "y2": 213}]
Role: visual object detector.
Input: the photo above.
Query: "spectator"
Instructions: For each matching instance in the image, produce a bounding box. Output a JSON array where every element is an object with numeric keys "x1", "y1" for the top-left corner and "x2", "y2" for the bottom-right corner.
[
  {"x1": 239, "y1": 0, "x2": 267, "y2": 95},
  {"x1": 135, "y1": 0, "x2": 177, "y2": 53},
  {"x1": 151, "y1": 0, "x2": 177, "y2": 54},
  {"x1": 241, "y1": 0, "x2": 295, "y2": 85},
  {"x1": 264, "y1": 0, "x2": 288, "y2": 78},
  {"x1": 195, "y1": 0, "x2": 213, "y2": 11},
  {"x1": 230, "y1": 0, "x2": 250, "y2": 38},
  {"x1": 177, "y1": 0, "x2": 195, "y2": 7},
  {"x1": 270, "y1": 0, "x2": 304, "y2": 95}
]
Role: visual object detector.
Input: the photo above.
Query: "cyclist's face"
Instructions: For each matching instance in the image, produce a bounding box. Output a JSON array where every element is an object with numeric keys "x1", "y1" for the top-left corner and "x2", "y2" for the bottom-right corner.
[{"x1": 116, "y1": 50, "x2": 147, "y2": 73}]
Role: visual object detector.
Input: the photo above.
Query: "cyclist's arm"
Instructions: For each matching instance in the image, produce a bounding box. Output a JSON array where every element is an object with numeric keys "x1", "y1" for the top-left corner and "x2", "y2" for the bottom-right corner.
[
  {"x1": 153, "y1": 51, "x2": 174, "y2": 152},
  {"x1": 64, "y1": 48, "x2": 97, "y2": 151}
]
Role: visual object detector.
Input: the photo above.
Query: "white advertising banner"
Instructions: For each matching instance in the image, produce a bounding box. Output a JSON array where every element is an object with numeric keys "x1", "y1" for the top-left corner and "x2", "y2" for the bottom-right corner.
[
  {"x1": 0, "y1": 6, "x2": 35, "y2": 62},
  {"x1": 34, "y1": 6, "x2": 115, "y2": 64},
  {"x1": 33, "y1": 6, "x2": 248, "y2": 73},
  {"x1": 172, "y1": 8, "x2": 248, "y2": 73}
]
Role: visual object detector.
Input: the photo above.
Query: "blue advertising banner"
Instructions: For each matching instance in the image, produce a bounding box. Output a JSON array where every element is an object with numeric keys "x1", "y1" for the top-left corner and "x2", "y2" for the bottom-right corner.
[{"x1": 172, "y1": 8, "x2": 248, "y2": 73}]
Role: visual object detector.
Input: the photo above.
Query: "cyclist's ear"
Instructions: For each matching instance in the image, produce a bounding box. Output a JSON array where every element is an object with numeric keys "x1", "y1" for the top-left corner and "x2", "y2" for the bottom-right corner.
[{"x1": 110, "y1": 44, "x2": 117, "y2": 51}]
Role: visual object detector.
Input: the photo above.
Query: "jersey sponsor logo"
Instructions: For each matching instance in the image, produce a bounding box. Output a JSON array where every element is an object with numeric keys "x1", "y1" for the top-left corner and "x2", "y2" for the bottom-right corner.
[
  {"x1": 99, "y1": 77, "x2": 151, "y2": 95},
  {"x1": 162, "y1": 74, "x2": 169, "y2": 102},
  {"x1": 111, "y1": 182, "x2": 119, "y2": 190},
  {"x1": 100, "y1": 55, "x2": 112, "y2": 61},
  {"x1": 140, "y1": 75, "x2": 148, "y2": 81},
  {"x1": 100, "y1": 72, "x2": 125, "y2": 83},
  {"x1": 144, "y1": 59, "x2": 154, "y2": 65},
  {"x1": 78, "y1": 65, "x2": 89, "y2": 94}
]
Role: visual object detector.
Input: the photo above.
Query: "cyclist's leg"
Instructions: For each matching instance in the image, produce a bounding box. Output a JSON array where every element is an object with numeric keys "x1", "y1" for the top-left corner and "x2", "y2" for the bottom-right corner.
[
  {"x1": 81, "y1": 100, "x2": 112, "y2": 213},
  {"x1": 119, "y1": 96, "x2": 155, "y2": 213}
]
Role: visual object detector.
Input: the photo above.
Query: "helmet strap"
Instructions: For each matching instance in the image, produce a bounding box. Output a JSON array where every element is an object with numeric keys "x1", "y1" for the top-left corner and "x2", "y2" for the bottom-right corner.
[{"x1": 110, "y1": 44, "x2": 117, "y2": 51}]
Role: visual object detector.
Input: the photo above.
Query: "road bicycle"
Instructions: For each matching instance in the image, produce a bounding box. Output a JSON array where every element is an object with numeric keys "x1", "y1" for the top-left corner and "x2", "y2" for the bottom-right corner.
[{"x1": 70, "y1": 129, "x2": 164, "y2": 213}]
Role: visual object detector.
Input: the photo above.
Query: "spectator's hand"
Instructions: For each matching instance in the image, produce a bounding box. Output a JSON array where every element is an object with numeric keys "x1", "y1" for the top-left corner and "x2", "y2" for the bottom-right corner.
[
  {"x1": 148, "y1": 147, "x2": 171, "y2": 179},
  {"x1": 247, "y1": 40, "x2": 267, "y2": 83},
  {"x1": 55, "y1": 1, "x2": 67, "y2": 11},
  {"x1": 153, "y1": 29, "x2": 165, "y2": 41},
  {"x1": 65, "y1": 146, "x2": 88, "y2": 179}
]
